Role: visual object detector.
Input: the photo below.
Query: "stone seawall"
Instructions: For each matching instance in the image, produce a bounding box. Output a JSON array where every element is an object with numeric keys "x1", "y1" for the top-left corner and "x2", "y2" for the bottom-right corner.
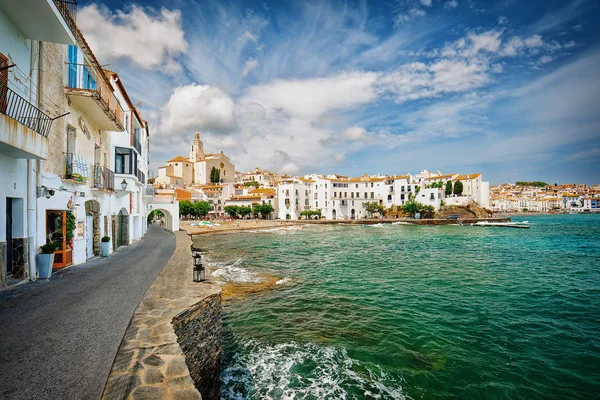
[
  {"x1": 103, "y1": 231, "x2": 222, "y2": 400},
  {"x1": 173, "y1": 293, "x2": 222, "y2": 400}
]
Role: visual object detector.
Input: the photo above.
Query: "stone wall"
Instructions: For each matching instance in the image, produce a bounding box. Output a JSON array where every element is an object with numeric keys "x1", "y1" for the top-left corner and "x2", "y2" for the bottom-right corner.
[
  {"x1": 103, "y1": 231, "x2": 222, "y2": 400},
  {"x1": 173, "y1": 293, "x2": 222, "y2": 400}
]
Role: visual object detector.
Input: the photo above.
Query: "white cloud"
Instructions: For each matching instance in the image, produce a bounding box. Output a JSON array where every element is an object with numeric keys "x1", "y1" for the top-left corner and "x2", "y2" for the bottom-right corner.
[
  {"x1": 499, "y1": 34, "x2": 544, "y2": 56},
  {"x1": 444, "y1": 0, "x2": 459, "y2": 10},
  {"x1": 379, "y1": 59, "x2": 489, "y2": 102},
  {"x1": 78, "y1": 4, "x2": 187, "y2": 70},
  {"x1": 497, "y1": 16, "x2": 508, "y2": 25},
  {"x1": 539, "y1": 55, "x2": 553, "y2": 64},
  {"x1": 420, "y1": 0, "x2": 433, "y2": 7},
  {"x1": 159, "y1": 84, "x2": 235, "y2": 137},
  {"x1": 343, "y1": 126, "x2": 368, "y2": 141},
  {"x1": 241, "y1": 58, "x2": 259, "y2": 77},
  {"x1": 243, "y1": 72, "x2": 379, "y2": 119},
  {"x1": 409, "y1": 8, "x2": 427, "y2": 17}
]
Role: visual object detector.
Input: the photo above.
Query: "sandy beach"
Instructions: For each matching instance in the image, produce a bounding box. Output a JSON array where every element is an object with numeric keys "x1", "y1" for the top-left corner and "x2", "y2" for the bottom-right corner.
[{"x1": 180, "y1": 219, "x2": 303, "y2": 235}]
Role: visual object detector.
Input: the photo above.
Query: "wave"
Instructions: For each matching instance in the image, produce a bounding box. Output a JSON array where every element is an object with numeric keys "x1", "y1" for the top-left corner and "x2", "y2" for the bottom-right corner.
[
  {"x1": 210, "y1": 259, "x2": 263, "y2": 283},
  {"x1": 221, "y1": 341, "x2": 405, "y2": 399},
  {"x1": 275, "y1": 277, "x2": 291, "y2": 285}
]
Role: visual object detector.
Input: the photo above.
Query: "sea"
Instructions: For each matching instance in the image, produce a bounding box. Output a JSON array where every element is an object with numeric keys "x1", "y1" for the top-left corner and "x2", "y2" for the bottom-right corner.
[{"x1": 195, "y1": 215, "x2": 600, "y2": 399}]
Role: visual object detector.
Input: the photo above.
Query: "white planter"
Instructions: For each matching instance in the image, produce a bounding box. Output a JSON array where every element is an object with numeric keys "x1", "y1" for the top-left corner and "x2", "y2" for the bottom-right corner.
[
  {"x1": 36, "y1": 254, "x2": 55, "y2": 279},
  {"x1": 101, "y1": 241, "x2": 110, "y2": 257}
]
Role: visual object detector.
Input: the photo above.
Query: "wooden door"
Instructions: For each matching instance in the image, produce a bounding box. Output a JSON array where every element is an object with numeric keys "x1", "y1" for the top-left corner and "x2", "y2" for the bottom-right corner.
[{"x1": 47, "y1": 211, "x2": 73, "y2": 269}]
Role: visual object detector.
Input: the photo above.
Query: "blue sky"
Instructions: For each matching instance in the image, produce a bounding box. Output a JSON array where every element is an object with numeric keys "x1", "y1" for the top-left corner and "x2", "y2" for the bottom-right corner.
[{"x1": 78, "y1": 0, "x2": 600, "y2": 184}]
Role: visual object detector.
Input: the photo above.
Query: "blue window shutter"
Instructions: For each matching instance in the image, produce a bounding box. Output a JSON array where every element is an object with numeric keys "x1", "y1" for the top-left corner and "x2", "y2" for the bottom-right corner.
[{"x1": 68, "y1": 46, "x2": 77, "y2": 87}]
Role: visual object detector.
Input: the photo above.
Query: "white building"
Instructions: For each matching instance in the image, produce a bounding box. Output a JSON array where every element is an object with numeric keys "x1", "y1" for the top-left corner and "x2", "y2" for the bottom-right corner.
[{"x1": 0, "y1": 0, "x2": 77, "y2": 286}]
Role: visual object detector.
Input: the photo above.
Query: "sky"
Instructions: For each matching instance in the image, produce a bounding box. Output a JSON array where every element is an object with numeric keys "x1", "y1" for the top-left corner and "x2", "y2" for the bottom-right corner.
[{"x1": 77, "y1": 0, "x2": 600, "y2": 184}]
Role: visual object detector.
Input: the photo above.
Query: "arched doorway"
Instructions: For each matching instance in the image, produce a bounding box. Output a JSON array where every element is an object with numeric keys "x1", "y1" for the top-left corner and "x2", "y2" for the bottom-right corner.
[
  {"x1": 84, "y1": 200, "x2": 101, "y2": 258},
  {"x1": 332, "y1": 209, "x2": 337, "y2": 220},
  {"x1": 351, "y1": 209, "x2": 356, "y2": 219},
  {"x1": 115, "y1": 208, "x2": 129, "y2": 248}
]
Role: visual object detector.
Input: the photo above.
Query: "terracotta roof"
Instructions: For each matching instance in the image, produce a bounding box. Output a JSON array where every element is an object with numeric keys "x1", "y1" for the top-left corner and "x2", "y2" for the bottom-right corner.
[
  {"x1": 251, "y1": 188, "x2": 277, "y2": 195},
  {"x1": 388, "y1": 175, "x2": 410, "y2": 180},
  {"x1": 455, "y1": 173, "x2": 482, "y2": 180},
  {"x1": 167, "y1": 156, "x2": 189, "y2": 163}
]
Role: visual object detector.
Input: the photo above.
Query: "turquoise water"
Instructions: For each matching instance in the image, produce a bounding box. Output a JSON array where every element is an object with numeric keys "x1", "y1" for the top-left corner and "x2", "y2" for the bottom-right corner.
[{"x1": 196, "y1": 215, "x2": 600, "y2": 399}]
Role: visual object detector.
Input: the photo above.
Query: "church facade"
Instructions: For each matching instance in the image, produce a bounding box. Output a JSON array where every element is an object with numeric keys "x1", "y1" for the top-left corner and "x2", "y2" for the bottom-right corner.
[{"x1": 156, "y1": 133, "x2": 235, "y2": 187}]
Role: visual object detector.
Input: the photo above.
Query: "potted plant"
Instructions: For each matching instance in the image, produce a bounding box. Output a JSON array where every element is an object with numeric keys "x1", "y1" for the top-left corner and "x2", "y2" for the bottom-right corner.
[
  {"x1": 37, "y1": 242, "x2": 58, "y2": 279},
  {"x1": 101, "y1": 236, "x2": 111, "y2": 257}
]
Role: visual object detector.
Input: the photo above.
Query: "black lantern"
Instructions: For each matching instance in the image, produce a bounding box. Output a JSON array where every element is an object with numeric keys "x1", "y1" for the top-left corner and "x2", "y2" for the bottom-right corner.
[
  {"x1": 121, "y1": 179, "x2": 128, "y2": 191},
  {"x1": 192, "y1": 247, "x2": 205, "y2": 282}
]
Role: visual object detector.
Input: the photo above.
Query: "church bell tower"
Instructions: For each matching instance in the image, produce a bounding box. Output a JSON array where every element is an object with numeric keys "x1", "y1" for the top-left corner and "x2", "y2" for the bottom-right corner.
[{"x1": 189, "y1": 132, "x2": 204, "y2": 162}]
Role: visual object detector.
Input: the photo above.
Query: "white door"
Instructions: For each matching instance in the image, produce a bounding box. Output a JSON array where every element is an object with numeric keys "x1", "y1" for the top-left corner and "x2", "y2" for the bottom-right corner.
[{"x1": 86, "y1": 214, "x2": 94, "y2": 259}]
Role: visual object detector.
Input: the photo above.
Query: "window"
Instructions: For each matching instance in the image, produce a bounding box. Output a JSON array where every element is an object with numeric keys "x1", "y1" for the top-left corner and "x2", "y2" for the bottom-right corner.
[
  {"x1": 115, "y1": 147, "x2": 136, "y2": 174},
  {"x1": 388, "y1": 195, "x2": 392, "y2": 201},
  {"x1": 364, "y1": 192, "x2": 367, "y2": 198},
  {"x1": 351, "y1": 192, "x2": 354, "y2": 199},
  {"x1": 371, "y1": 192, "x2": 374, "y2": 199},
  {"x1": 325, "y1": 184, "x2": 328, "y2": 188},
  {"x1": 371, "y1": 183, "x2": 374, "y2": 187}
]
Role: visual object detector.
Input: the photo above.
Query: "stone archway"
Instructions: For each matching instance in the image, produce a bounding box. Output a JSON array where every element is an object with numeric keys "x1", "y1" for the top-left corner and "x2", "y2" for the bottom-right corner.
[
  {"x1": 351, "y1": 209, "x2": 356, "y2": 220},
  {"x1": 85, "y1": 200, "x2": 101, "y2": 256},
  {"x1": 112, "y1": 208, "x2": 130, "y2": 249},
  {"x1": 332, "y1": 209, "x2": 337, "y2": 220}
]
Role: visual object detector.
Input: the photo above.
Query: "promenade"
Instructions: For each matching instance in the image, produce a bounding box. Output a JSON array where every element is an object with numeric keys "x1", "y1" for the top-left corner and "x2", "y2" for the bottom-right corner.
[{"x1": 0, "y1": 224, "x2": 175, "y2": 400}]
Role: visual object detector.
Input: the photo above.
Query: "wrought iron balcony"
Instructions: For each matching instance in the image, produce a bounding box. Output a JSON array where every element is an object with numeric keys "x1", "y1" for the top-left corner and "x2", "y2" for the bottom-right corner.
[
  {"x1": 136, "y1": 169, "x2": 146, "y2": 184},
  {"x1": 0, "y1": 84, "x2": 53, "y2": 137},
  {"x1": 93, "y1": 165, "x2": 114, "y2": 191},
  {"x1": 53, "y1": 0, "x2": 77, "y2": 24},
  {"x1": 64, "y1": 63, "x2": 124, "y2": 131}
]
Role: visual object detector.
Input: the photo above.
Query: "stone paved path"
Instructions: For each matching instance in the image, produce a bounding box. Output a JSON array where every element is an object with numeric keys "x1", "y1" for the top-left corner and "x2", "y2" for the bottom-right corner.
[{"x1": 0, "y1": 224, "x2": 175, "y2": 400}]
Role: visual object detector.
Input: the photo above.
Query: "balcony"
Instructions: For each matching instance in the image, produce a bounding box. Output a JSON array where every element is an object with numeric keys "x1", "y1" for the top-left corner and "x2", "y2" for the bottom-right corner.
[
  {"x1": 0, "y1": 0, "x2": 76, "y2": 45},
  {"x1": 136, "y1": 169, "x2": 146, "y2": 184},
  {"x1": 0, "y1": 85, "x2": 51, "y2": 159},
  {"x1": 143, "y1": 184, "x2": 155, "y2": 198},
  {"x1": 92, "y1": 165, "x2": 114, "y2": 191},
  {"x1": 64, "y1": 153, "x2": 89, "y2": 183},
  {"x1": 132, "y1": 134, "x2": 142, "y2": 155},
  {"x1": 64, "y1": 64, "x2": 124, "y2": 131}
]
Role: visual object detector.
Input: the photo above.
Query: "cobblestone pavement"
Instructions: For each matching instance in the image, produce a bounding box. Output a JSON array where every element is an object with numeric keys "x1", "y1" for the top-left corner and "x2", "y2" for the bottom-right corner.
[
  {"x1": 102, "y1": 231, "x2": 222, "y2": 400},
  {"x1": 0, "y1": 224, "x2": 175, "y2": 400}
]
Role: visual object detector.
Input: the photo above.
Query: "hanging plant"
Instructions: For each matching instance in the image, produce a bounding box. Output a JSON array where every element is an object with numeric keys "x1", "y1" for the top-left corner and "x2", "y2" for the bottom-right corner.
[{"x1": 66, "y1": 211, "x2": 76, "y2": 241}]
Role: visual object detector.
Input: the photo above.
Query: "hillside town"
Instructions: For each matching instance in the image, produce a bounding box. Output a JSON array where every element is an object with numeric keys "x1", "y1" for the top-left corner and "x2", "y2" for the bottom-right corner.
[{"x1": 151, "y1": 133, "x2": 600, "y2": 220}]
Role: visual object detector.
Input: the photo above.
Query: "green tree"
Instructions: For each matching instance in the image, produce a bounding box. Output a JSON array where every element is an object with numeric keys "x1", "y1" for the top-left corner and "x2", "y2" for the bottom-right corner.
[
  {"x1": 210, "y1": 167, "x2": 220, "y2": 183},
  {"x1": 238, "y1": 206, "x2": 252, "y2": 218},
  {"x1": 453, "y1": 181, "x2": 463, "y2": 196},
  {"x1": 147, "y1": 210, "x2": 164, "y2": 224},
  {"x1": 243, "y1": 180, "x2": 261, "y2": 187},
  {"x1": 179, "y1": 200, "x2": 193, "y2": 217},
  {"x1": 445, "y1": 181, "x2": 453, "y2": 196},
  {"x1": 365, "y1": 202, "x2": 385, "y2": 217},
  {"x1": 402, "y1": 200, "x2": 435, "y2": 218},
  {"x1": 193, "y1": 201, "x2": 210, "y2": 217},
  {"x1": 224, "y1": 205, "x2": 239, "y2": 218},
  {"x1": 251, "y1": 203, "x2": 261, "y2": 218},
  {"x1": 258, "y1": 203, "x2": 275, "y2": 219}
]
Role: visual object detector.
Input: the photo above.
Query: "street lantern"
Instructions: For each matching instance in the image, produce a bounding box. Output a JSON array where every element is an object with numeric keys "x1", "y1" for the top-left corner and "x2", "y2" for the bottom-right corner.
[
  {"x1": 121, "y1": 179, "x2": 128, "y2": 191},
  {"x1": 191, "y1": 246, "x2": 205, "y2": 282}
]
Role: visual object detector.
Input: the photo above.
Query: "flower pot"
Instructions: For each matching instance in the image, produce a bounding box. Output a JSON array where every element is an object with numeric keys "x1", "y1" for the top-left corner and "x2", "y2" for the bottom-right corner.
[
  {"x1": 37, "y1": 254, "x2": 55, "y2": 279},
  {"x1": 101, "y1": 241, "x2": 110, "y2": 257}
]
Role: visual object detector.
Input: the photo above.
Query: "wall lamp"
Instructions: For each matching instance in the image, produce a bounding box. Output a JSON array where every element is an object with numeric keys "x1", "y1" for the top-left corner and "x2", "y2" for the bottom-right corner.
[
  {"x1": 121, "y1": 179, "x2": 128, "y2": 191},
  {"x1": 37, "y1": 186, "x2": 55, "y2": 199}
]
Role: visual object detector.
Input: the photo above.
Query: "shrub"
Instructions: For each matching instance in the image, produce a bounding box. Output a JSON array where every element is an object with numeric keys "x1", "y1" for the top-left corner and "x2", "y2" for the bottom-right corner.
[
  {"x1": 39, "y1": 242, "x2": 59, "y2": 254},
  {"x1": 101, "y1": 236, "x2": 111, "y2": 243}
]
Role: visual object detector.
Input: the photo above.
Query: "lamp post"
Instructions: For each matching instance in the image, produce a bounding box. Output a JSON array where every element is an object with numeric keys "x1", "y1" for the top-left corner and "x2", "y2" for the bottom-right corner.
[
  {"x1": 191, "y1": 246, "x2": 205, "y2": 282},
  {"x1": 121, "y1": 179, "x2": 128, "y2": 191}
]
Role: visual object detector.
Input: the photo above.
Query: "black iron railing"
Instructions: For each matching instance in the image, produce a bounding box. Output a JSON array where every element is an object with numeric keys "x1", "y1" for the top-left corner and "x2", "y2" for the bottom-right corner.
[
  {"x1": 94, "y1": 165, "x2": 115, "y2": 191},
  {"x1": 136, "y1": 169, "x2": 145, "y2": 184},
  {"x1": 53, "y1": 0, "x2": 77, "y2": 23},
  {"x1": 0, "y1": 84, "x2": 53, "y2": 137},
  {"x1": 132, "y1": 134, "x2": 142, "y2": 154}
]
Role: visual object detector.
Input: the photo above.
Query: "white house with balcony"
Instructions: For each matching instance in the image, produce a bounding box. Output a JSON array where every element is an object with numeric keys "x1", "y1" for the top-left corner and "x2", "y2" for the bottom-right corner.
[{"x1": 0, "y1": 0, "x2": 77, "y2": 287}]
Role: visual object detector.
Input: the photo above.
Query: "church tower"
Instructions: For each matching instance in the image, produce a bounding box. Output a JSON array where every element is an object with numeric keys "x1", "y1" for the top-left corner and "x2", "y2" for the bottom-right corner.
[{"x1": 189, "y1": 132, "x2": 204, "y2": 162}]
